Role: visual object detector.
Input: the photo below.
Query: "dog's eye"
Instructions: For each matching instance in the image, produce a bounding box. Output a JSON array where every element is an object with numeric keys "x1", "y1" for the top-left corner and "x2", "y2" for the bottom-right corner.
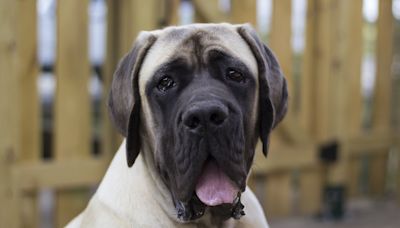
[
  {"x1": 226, "y1": 69, "x2": 245, "y2": 83},
  {"x1": 157, "y1": 76, "x2": 176, "y2": 92}
]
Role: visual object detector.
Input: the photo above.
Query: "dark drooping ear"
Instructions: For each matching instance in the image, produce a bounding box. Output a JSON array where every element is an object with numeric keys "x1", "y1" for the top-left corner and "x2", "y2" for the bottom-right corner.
[
  {"x1": 108, "y1": 33, "x2": 157, "y2": 167},
  {"x1": 237, "y1": 24, "x2": 288, "y2": 157}
]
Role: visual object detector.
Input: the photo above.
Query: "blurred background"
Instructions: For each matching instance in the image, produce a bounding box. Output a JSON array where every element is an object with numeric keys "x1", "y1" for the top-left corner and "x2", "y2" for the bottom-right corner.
[{"x1": 0, "y1": 0, "x2": 399, "y2": 227}]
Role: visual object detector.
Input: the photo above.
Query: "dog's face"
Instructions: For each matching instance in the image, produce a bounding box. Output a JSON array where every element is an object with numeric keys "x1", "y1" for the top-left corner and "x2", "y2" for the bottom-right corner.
[{"x1": 108, "y1": 24, "x2": 288, "y2": 222}]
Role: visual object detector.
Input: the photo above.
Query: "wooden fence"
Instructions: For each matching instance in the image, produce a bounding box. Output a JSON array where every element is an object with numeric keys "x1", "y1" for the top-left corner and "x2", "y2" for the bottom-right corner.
[
  {"x1": 0, "y1": 0, "x2": 399, "y2": 227},
  {"x1": 252, "y1": 0, "x2": 400, "y2": 218}
]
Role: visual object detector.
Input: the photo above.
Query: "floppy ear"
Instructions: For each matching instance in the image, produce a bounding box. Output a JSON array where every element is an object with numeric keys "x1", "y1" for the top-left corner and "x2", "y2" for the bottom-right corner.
[
  {"x1": 237, "y1": 24, "x2": 288, "y2": 157},
  {"x1": 108, "y1": 33, "x2": 157, "y2": 167}
]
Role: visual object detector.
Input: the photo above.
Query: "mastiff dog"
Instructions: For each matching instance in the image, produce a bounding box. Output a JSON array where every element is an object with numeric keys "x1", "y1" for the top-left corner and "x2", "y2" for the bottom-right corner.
[{"x1": 67, "y1": 23, "x2": 287, "y2": 228}]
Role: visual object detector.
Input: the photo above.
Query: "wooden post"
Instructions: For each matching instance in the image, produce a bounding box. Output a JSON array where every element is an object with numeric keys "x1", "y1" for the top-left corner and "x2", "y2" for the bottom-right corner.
[
  {"x1": 15, "y1": 0, "x2": 41, "y2": 227},
  {"x1": 333, "y1": 0, "x2": 363, "y2": 195},
  {"x1": 264, "y1": 172, "x2": 292, "y2": 218},
  {"x1": 373, "y1": 0, "x2": 394, "y2": 133},
  {"x1": 0, "y1": 0, "x2": 19, "y2": 227},
  {"x1": 193, "y1": 0, "x2": 227, "y2": 23},
  {"x1": 163, "y1": 0, "x2": 181, "y2": 25},
  {"x1": 338, "y1": 0, "x2": 363, "y2": 138},
  {"x1": 231, "y1": 0, "x2": 257, "y2": 26},
  {"x1": 117, "y1": 0, "x2": 159, "y2": 57},
  {"x1": 171, "y1": 0, "x2": 181, "y2": 25},
  {"x1": 299, "y1": 0, "x2": 316, "y2": 136},
  {"x1": 348, "y1": 157, "x2": 362, "y2": 197},
  {"x1": 55, "y1": 0, "x2": 91, "y2": 226},
  {"x1": 16, "y1": 0, "x2": 41, "y2": 161},
  {"x1": 130, "y1": 0, "x2": 160, "y2": 40},
  {"x1": 329, "y1": 0, "x2": 364, "y2": 186},
  {"x1": 397, "y1": 139, "x2": 400, "y2": 203},
  {"x1": 369, "y1": 153, "x2": 389, "y2": 197},
  {"x1": 319, "y1": 0, "x2": 364, "y2": 139},
  {"x1": 312, "y1": 0, "x2": 336, "y2": 142},
  {"x1": 368, "y1": 0, "x2": 394, "y2": 197},
  {"x1": 115, "y1": 0, "x2": 133, "y2": 57},
  {"x1": 298, "y1": 166, "x2": 323, "y2": 215},
  {"x1": 301, "y1": 0, "x2": 346, "y2": 142},
  {"x1": 101, "y1": 0, "x2": 121, "y2": 159},
  {"x1": 269, "y1": 0, "x2": 292, "y2": 99},
  {"x1": 269, "y1": 0, "x2": 294, "y2": 128},
  {"x1": 299, "y1": 0, "x2": 364, "y2": 203},
  {"x1": 268, "y1": 0, "x2": 306, "y2": 143},
  {"x1": 301, "y1": 0, "x2": 343, "y2": 186},
  {"x1": 300, "y1": 0, "x2": 363, "y2": 186}
]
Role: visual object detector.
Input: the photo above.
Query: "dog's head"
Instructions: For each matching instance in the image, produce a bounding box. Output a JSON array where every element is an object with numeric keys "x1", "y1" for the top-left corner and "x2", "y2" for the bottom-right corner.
[{"x1": 108, "y1": 24, "x2": 287, "y2": 222}]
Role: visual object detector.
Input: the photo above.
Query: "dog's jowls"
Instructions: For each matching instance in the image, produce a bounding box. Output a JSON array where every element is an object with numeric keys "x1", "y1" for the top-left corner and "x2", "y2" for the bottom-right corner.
[{"x1": 67, "y1": 23, "x2": 287, "y2": 228}]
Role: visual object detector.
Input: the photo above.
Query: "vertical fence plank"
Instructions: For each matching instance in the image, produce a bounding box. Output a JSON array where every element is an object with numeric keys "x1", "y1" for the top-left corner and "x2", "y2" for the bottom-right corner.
[
  {"x1": 299, "y1": 0, "x2": 316, "y2": 136},
  {"x1": 0, "y1": 1, "x2": 19, "y2": 227},
  {"x1": 55, "y1": 0, "x2": 91, "y2": 226},
  {"x1": 303, "y1": 0, "x2": 345, "y2": 142},
  {"x1": 369, "y1": 153, "x2": 389, "y2": 196},
  {"x1": 268, "y1": 0, "x2": 305, "y2": 142},
  {"x1": 324, "y1": 0, "x2": 347, "y2": 186},
  {"x1": 171, "y1": 0, "x2": 181, "y2": 25},
  {"x1": 339, "y1": 0, "x2": 363, "y2": 137},
  {"x1": 16, "y1": 0, "x2": 40, "y2": 161},
  {"x1": 101, "y1": 0, "x2": 120, "y2": 159},
  {"x1": 269, "y1": 0, "x2": 292, "y2": 103},
  {"x1": 193, "y1": 0, "x2": 227, "y2": 23},
  {"x1": 348, "y1": 157, "x2": 362, "y2": 196},
  {"x1": 117, "y1": 0, "x2": 159, "y2": 57},
  {"x1": 164, "y1": 0, "x2": 181, "y2": 25},
  {"x1": 55, "y1": 0, "x2": 90, "y2": 160},
  {"x1": 337, "y1": 0, "x2": 363, "y2": 198},
  {"x1": 231, "y1": 0, "x2": 256, "y2": 25},
  {"x1": 398, "y1": 145, "x2": 400, "y2": 203},
  {"x1": 116, "y1": 0, "x2": 133, "y2": 57},
  {"x1": 264, "y1": 172, "x2": 292, "y2": 217},
  {"x1": 299, "y1": 0, "x2": 363, "y2": 189},
  {"x1": 369, "y1": 0, "x2": 394, "y2": 197},
  {"x1": 131, "y1": 0, "x2": 159, "y2": 41},
  {"x1": 16, "y1": 0, "x2": 41, "y2": 227},
  {"x1": 329, "y1": 0, "x2": 364, "y2": 187},
  {"x1": 298, "y1": 167, "x2": 322, "y2": 215},
  {"x1": 313, "y1": 0, "x2": 335, "y2": 142},
  {"x1": 373, "y1": 0, "x2": 394, "y2": 133},
  {"x1": 301, "y1": 0, "x2": 344, "y2": 187}
]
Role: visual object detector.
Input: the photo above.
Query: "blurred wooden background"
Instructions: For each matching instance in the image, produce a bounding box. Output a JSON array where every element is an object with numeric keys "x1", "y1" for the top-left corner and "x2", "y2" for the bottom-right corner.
[{"x1": 0, "y1": 0, "x2": 399, "y2": 227}]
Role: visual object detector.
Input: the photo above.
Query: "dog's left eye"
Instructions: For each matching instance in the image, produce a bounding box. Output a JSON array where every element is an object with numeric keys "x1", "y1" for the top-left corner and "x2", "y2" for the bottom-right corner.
[
  {"x1": 157, "y1": 76, "x2": 176, "y2": 92},
  {"x1": 226, "y1": 69, "x2": 245, "y2": 83}
]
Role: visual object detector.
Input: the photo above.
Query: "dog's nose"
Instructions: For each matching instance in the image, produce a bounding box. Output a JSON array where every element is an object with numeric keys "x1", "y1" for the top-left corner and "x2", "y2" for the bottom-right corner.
[{"x1": 183, "y1": 102, "x2": 228, "y2": 132}]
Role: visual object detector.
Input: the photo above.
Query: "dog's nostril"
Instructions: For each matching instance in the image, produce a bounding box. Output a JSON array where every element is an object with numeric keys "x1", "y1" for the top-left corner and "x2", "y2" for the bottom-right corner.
[
  {"x1": 210, "y1": 112, "x2": 226, "y2": 126},
  {"x1": 183, "y1": 104, "x2": 229, "y2": 131},
  {"x1": 186, "y1": 116, "x2": 200, "y2": 129}
]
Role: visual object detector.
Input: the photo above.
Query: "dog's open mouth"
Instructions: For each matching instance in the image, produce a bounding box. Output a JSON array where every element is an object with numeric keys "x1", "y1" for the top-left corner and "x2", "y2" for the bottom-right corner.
[
  {"x1": 195, "y1": 159, "x2": 239, "y2": 206},
  {"x1": 175, "y1": 158, "x2": 245, "y2": 222}
]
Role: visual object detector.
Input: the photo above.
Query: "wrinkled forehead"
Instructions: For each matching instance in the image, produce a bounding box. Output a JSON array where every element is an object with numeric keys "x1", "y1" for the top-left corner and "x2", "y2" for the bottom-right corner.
[{"x1": 139, "y1": 25, "x2": 258, "y2": 95}]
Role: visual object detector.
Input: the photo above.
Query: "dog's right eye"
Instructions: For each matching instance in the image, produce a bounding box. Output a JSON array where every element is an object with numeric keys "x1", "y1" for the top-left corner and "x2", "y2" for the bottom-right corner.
[
  {"x1": 157, "y1": 76, "x2": 176, "y2": 92},
  {"x1": 226, "y1": 69, "x2": 245, "y2": 83}
]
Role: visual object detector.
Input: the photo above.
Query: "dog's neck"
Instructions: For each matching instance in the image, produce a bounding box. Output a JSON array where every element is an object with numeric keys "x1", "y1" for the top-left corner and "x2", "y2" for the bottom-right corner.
[
  {"x1": 96, "y1": 140, "x2": 174, "y2": 219},
  {"x1": 96, "y1": 140, "x2": 226, "y2": 227}
]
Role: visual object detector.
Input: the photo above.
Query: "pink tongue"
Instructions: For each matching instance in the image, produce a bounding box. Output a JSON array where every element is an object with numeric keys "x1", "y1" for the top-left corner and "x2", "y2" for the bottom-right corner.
[{"x1": 195, "y1": 160, "x2": 239, "y2": 206}]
